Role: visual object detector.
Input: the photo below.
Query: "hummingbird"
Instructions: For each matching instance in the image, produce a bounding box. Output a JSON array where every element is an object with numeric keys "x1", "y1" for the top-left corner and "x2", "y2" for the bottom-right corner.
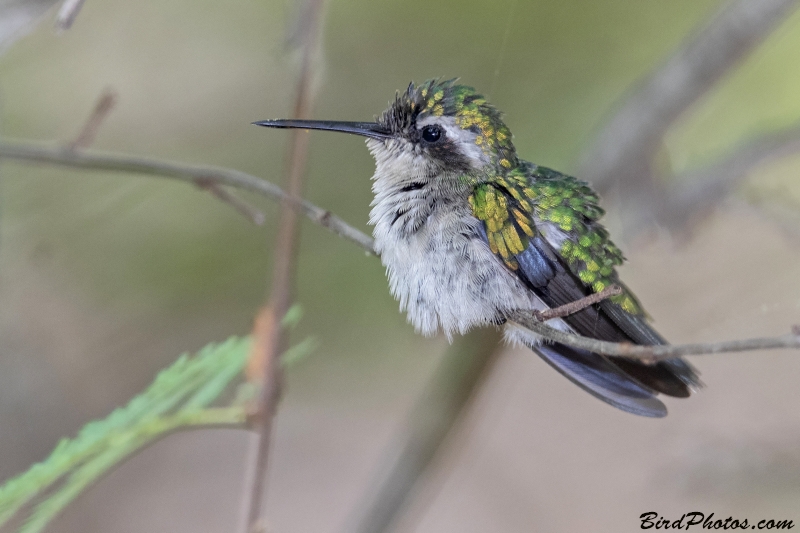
[{"x1": 255, "y1": 79, "x2": 700, "y2": 417}]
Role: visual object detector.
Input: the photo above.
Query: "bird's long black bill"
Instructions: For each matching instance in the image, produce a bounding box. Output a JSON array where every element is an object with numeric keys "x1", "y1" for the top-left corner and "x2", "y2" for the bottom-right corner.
[{"x1": 253, "y1": 119, "x2": 391, "y2": 140}]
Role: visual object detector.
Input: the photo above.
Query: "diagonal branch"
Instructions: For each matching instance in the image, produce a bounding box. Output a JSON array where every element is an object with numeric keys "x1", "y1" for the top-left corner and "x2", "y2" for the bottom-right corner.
[
  {"x1": 0, "y1": 139, "x2": 375, "y2": 253},
  {"x1": 532, "y1": 284, "x2": 622, "y2": 321},
  {"x1": 579, "y1": 0, "x2": 799, "y2": 193},
  {"x1": 3, "y1": 138, "x2": 799, "y2": 361},
  {"x1": 195, "y1": 178, "x2": 266, "y2": 226},
  {"x1": 0, "y1": 0, "x2": 60, "y2": 52},
  {"x1": 68, "y1": 88, "x2": 117, "y2": 150},
  {"x1": 344, "y1": 329, "x2": 503, "y2": 533},
  {"x1": 55, "y1": 0, "x2": 87, "y2": 31}
]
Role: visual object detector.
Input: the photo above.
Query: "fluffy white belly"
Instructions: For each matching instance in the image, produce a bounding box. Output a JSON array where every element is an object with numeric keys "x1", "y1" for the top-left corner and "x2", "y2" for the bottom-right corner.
[{"x1": 373, "y1": 207, "x2": 539, "y2": 339}]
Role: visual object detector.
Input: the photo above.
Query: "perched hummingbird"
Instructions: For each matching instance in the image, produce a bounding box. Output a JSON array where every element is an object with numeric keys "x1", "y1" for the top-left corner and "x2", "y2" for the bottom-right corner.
[{"x1": 256, "y1": 79, "x2": 700, "y2": 417}]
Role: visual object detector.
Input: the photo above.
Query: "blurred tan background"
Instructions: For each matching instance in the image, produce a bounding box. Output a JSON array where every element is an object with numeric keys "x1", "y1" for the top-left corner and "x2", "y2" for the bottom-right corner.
[{"x1": 1, "y1": 0, "x2": 800, "y2": 531}]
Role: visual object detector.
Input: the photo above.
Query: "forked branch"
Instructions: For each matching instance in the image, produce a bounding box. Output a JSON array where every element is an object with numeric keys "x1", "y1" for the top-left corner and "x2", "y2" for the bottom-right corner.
[{"x1": 0, "y1": 140, "x2": 375, "y2": 253}]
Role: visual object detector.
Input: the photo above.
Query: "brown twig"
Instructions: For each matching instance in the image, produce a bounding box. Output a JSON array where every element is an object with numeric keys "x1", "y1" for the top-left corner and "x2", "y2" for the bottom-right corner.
[
  {"x1": 532, "y1": 284, "x2": 622, "y2": 321},
  {"x1": 3, "y1": 138, "x2": 798, "y2": 361},
  {"x1": 241, "y1": 1, "x2": 326, "y2": 532},
  {"x1": 55, "y1": 0, "x2": 87, "y2": 31},
  {"x1": 0, "y1": 139, "x2": 375, "y2": 252},
  {"x1": 512, "y1": 312, "x2": 800, "y2": 362},
  {"x1": 68, "y1": 88, "x2": 117, "y2": 150},
  {"x1": 195, "y1": 178, "x2": 266, "y2": 226}
]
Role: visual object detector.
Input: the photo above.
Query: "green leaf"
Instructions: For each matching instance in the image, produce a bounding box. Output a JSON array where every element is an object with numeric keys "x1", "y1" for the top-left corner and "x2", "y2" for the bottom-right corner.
[
  {"x1": 0, "y1": 322, "x2": 316, "y2": 533},
  {"x1": 281, "y1": 303, "x2": 304, "y2": 329},
  {"x1": 0, "y1": 337, "x2": 252, "y2": 531}
]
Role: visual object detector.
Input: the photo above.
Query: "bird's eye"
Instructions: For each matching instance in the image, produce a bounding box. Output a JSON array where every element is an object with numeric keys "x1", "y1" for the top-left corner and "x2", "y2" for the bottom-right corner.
[{"x1": 421, "y1": 125, "x2": 442, "y2": 143}]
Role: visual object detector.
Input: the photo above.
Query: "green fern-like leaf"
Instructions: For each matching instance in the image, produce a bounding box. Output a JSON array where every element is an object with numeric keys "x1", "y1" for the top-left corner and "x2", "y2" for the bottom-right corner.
[
  {"x1": 0, "y1": 330, "x2": 315, "y2": 533},
  {"x1": 0, "y1": 338, "x2": 250, "y2": 533}
]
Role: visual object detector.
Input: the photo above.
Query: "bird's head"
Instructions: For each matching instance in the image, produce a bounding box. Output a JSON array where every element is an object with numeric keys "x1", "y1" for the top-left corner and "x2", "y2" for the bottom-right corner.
[{"x1": 255, "y1": 79, "x2": 518, "y2": 179}]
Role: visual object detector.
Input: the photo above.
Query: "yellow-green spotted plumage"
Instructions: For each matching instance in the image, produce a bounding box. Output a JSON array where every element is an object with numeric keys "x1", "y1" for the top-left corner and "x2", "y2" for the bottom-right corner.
[
  {"x1": 469, "y1": 166, "x2": 643, "y2": 315},
  {"x1": 256, "y1": 78, "x2": 701, "y2": 417}
]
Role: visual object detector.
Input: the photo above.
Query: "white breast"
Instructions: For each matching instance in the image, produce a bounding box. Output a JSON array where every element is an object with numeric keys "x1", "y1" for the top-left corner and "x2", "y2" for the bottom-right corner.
[
  {"x1": 372, "y1": 198, "x2": 540, "y2": 339},
  {"x1": 365, "y1": 137, "x2": 545, "y2": 339}
]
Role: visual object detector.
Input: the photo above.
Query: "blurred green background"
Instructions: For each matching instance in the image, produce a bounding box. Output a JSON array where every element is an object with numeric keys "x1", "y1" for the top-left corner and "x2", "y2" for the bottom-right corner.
[{"x1": 1, "y1": 0, "x2": 800, "y2": 531}]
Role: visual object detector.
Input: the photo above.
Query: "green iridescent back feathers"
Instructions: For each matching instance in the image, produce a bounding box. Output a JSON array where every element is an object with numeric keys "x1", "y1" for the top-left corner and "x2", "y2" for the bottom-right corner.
[{"x1": 410, "y1": 79, "x2": 643, "y2": 315}]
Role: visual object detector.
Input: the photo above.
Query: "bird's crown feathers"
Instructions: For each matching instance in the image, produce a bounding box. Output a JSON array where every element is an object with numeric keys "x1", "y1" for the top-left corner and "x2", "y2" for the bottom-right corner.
[{"x1": 379, "y1": 79, "x2": 518, "y2": 169}]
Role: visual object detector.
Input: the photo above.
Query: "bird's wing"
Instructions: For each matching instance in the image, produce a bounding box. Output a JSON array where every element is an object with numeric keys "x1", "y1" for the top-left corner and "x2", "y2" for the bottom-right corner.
[{"x1": 468, "y1": 164, "x2": 700, "y2": 409}]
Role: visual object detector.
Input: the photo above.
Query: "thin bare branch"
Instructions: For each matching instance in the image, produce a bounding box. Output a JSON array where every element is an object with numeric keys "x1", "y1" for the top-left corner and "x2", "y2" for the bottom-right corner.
[
  {"x1": 68, "y1": 88, "x2": 117, "y2": 150},
  {"x1": 579, "y1": 0, "x2": 799, "y2": 193},
  {"x1": 0, "y1": 139, "x2": 375, "y2": 253},
  {"x1": 532, "y1": 284, "x2": 622, "y2": 321},
  {"x1": 241, "y1": 304, "x2": 283, "y2": 533},
  {"x1": 3, "y1": 137, "x2": 798, "y2": 364},
  {"x1": 195, "y1": 178, "x2": 265, "y2": 226},
  {"x1": 344, "y1": 329, "x2": 503, "y2": 533},
  {"x1": 55, "y1": 0, "x2": 87, "y2": 31},
  {"x1": 511, "y1": 311, "x2": 800, "y2": 362},
  {"x1": 3, "y1": 134, "x2": 798, "y2": 361},
  {"x1": 242, "y1": 0, "x2": 327, "y2": 531}
]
